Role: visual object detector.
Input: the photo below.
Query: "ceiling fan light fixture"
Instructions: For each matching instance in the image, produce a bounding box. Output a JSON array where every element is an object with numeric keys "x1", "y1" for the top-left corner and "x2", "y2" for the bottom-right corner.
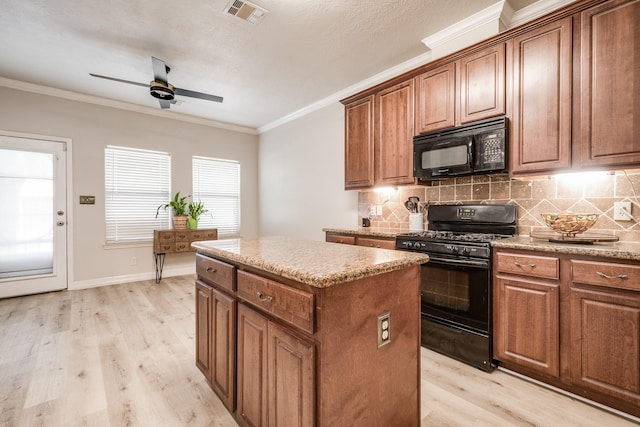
[
  {"x1": 224, "y1": 0, "x2": 268, "y2": 25},
  {"x1": 150, "y1": 81, "x2": 175, "y2": 100}
]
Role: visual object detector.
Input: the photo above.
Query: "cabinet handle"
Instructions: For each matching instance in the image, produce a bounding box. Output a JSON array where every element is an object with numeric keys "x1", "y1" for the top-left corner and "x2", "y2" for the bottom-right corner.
[
  {"x1": 596, "y1": 271, "x2": 627, "y2": 280},
  {"x1": 514, "y1": 262, "x2": 536, "y2": 268},
  {"x1": 257, "y1": 291, "x2": 273, "y2": 302},
  {"x1": 206, "y1": 267, "x2": 217, "y2": 273}
]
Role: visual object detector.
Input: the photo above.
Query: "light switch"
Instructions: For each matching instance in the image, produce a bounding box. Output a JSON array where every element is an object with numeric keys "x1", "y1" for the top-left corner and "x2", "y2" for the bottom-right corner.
[{"x1": 79, "y1": 195, "x2": 95, "y2": 205}]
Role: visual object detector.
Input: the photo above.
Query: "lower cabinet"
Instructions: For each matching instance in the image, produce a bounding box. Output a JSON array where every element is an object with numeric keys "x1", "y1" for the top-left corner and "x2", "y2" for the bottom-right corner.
[
  {"x1": 325, "y1": 232, "x2": 396, "y2": 249},
  {"x1": 493, "y1": 249, "x2": 640, "y2": 418},
  {"x1": 195, "y1": 280, "x2": 213, "y2": 381},
  {"x1": 211, "y1": 287, "x2": 236, "y2": 411},
  {"x1": 195, "y1": 280, "x2": 236, "y2": 411},
  {"x1": 493, "y1": 276, "x2": 560, "y2": 377},
  {"x1": 237, "y1": 304, "x2": 314, "y2": 427}
]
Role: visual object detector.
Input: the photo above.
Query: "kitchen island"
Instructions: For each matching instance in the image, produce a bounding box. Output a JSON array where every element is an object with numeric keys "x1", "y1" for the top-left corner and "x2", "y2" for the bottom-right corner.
[{"x1": 192, "y1": 237, "x2": 429, "y2": 427}]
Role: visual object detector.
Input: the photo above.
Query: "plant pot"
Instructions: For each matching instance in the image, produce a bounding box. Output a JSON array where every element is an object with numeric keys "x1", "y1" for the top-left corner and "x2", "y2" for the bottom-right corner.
[
  {"x1": 188, "y1": 218, "x2": 198, "y2": 230},
  {"x1": 172, "y1": 215, "x2": 188, "y2": 230}
]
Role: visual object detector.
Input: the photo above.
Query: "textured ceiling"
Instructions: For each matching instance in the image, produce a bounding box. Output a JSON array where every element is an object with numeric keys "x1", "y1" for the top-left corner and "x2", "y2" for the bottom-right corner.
[{"x1": 1, "y1": 0, "x2": 542, "y2": 130}]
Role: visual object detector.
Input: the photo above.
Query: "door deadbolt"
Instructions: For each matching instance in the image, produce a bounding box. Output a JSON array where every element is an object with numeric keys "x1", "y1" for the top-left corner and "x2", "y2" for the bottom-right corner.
[{"x1": 57, "y1": 210, "x2": 65, "y2": 216}]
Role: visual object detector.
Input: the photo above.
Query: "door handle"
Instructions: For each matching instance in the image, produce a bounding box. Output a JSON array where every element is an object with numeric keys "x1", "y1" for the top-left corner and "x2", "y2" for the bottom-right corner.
[
  {"x1": 57, "y1": 221, "x2": 65, "y2": 226},
  {"x1": 57, "y1": 210, "x2": 65, "y2": 216}
]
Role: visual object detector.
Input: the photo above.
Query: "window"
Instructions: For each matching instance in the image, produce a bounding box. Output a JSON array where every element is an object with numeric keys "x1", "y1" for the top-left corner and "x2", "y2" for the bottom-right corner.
[
  {"x1": 105, "y1": 146, "x2": 171, "y2": 243},
  {"x1": 192, "y1": 156, "x2": 240, "y2": 236}
]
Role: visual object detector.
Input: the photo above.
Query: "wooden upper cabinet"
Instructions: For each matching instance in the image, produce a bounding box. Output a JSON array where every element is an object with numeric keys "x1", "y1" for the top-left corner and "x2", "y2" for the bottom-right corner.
[
  {"x1": 374, "y1": 79, "x2": 415, "y2": 186},
  {"x1": 509, "y1": 17, "x2": 573, "y2": 175},
  {"x1": 344, "y1": 95, "x2": 374, "y2": 189},
  {"x1": 457, "y1": 44, "x2": 506, "y2": 124},
  {"x1": 576, "y1": 0, "x2": 640, "y2": 168},
  {"x1": 415, "y1": 62, "x2": 456, "y2": 134}
]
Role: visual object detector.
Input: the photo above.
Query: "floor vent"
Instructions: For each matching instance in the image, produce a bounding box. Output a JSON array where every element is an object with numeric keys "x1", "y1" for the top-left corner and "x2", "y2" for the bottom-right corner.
[{"x1": 224, "y1": 0, "x2": 268, "y2": 25}]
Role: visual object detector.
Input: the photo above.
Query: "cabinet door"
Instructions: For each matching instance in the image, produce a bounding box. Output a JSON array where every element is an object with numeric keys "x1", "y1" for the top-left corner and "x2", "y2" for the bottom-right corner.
[
  {"x1": 236, "y1": 304, "x2": 268, "y2": 427},
  {"x1": 267, "y1": 322, "x2": 314, "y2": 427},
  {"x1": 374, "y1": 79, "x2": 415, "y2": 186},
  {"x1": 344, "y1": 96, "x2": 375, "y2": 189},
  {"x1": 494, "y1": 276, "x2": 560, "y2": 377},
  {"x1": 577, "y1": 0, "x2": 640, "y2": 167},
  {"x1": 569, "y1": 285, "x2": 640, "y2": 406},
  {"x1": 415, "y1": 62, "x2": 456, "y2": 133},
  {"x1": 211, "y1": 288, "x2": 237, "y2": 411},
  {"x1": 195, "y1": 280, "x2": 213, "y2": 381},
  {"x1": 458, "y1": 44, "x2": 506, "y2": 124},
  {"x1": 509, "y1": 18, "x2": 572, "y2": 175}
]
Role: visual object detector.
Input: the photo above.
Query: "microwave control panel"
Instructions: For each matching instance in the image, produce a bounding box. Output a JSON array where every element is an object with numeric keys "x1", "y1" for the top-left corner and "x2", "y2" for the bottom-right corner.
[{"x1": 476, "y1": 130, "x2": 506, "y2": 169}]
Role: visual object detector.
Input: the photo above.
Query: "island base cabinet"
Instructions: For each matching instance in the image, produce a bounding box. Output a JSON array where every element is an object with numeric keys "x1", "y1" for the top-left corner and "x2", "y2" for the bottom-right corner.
[
  {"x1": 195, "y1": 280, "x2": 213, "y2": 381},
  {"x1": 236, "y1": 303, "x2": 314, "y2": 427},
  {"x1": 211, "y1": 287, "x2": 236, "y2": 412},
  {"x1": 569, "y1": 286, "x2": 640, "y2": 408}
]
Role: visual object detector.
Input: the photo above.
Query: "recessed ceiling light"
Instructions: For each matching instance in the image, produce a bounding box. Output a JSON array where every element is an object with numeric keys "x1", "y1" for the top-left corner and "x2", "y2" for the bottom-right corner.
[{"x1": 224, "y1": 0, "x2": 268, "y2": 25}]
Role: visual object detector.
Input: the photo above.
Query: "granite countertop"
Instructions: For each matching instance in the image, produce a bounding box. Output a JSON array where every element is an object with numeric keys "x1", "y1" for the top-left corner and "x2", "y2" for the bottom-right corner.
[
  {"x1": 322, "y1": 228, "x2": 403, "y2": 238},
  {"x1": 192, "y1": 236, "x2": 429, "y2": 288},
  {"x1": 493, "y1": 236, "x2": 640, "y2": 262}
]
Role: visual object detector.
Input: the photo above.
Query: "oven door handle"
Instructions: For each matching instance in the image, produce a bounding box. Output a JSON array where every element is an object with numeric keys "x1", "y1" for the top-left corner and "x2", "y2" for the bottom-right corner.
[{"x1": 426, "y1": 255, "x2": 489, "y2": 269}]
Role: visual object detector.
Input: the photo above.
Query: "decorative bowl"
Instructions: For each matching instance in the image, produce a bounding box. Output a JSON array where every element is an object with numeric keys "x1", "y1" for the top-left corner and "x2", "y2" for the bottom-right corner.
[{"x1": 541, "y1": 212, "x2": 599, "y2": 236}]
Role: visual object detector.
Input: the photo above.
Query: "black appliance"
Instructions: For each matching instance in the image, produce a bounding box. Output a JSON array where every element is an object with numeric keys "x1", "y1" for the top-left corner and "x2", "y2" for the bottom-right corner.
[
  {"x1": 395, "y1": 203, "x2": 517, "y2": 371},
  {"x1": 413, "y1": 116, "x2": 507, "y2": 181}
]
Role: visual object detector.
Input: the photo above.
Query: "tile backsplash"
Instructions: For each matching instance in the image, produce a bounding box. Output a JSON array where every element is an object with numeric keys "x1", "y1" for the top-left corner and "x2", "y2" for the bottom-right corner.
[{"x1": 358, "y1": 170, "x2": 640, "y2": 242}]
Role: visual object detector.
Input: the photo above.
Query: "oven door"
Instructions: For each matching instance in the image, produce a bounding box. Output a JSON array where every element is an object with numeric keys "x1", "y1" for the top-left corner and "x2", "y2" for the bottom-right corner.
[
  {"x1": 413, "y1": 136, "x2": 472, "y2": 180},
  {"x1": 420, "y1": 254, "x2": 490, "y2": 334}
]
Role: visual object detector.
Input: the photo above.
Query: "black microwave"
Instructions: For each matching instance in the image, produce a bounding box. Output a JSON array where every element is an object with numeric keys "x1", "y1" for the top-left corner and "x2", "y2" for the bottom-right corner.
[{"x1": 413, "y1": 117, "x2": 507, "y2": 181}]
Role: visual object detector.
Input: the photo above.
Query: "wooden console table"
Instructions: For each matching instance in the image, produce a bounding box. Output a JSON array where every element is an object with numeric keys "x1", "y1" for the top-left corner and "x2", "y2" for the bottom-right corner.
[{"x1": 153, "y1": 228, "x2": 218, "y2": 283}]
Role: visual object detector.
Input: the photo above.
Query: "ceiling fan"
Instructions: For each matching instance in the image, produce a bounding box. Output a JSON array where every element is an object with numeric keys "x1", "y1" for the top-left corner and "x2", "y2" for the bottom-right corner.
[{"x1": 90, "y1": 56, "x2": 223, "y2": 109}]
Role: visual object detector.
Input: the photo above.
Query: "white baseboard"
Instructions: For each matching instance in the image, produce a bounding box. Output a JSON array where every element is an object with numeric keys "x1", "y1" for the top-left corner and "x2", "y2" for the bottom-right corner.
[{"x1": 70, "y1": 264, "x2": 196, "y2": 290}]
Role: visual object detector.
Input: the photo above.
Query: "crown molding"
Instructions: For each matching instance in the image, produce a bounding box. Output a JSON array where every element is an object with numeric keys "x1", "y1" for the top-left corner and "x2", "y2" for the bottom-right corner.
[
  {"x1": 508, "y1": 0, "x2": 578, "y2": 28},
  {"x1": 0, "y1": 77, "x2": 258, "y2": 135},
  {"x1": 258, "y1": 51, "x2": 433, "y2": 133}
]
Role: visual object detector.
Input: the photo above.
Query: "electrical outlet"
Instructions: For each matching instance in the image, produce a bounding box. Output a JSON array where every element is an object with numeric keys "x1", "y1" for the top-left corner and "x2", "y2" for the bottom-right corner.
[
  {"x1": 377, "y1": 312, "x2": 391, "y2": 348},
  {"x1": 376, "y1": 205, "x2": 383, "y2": 216},
  {"x1": 614, "y1": 201, "x2": 632, "y2": 221},
  {"x1": 130, "y1": 257, "x2": 137, "y2": 266},
  {"x1": 369, "y1": 207, "x2": 376, "y2": 217}
]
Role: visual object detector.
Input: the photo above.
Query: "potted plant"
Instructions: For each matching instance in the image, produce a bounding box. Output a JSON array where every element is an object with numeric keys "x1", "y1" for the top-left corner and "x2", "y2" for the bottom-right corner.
[
  {"x1": 156, "y1": 191, "x2": 190, "y2": 229},
  {"x1": 187, "y1": 200, "x2": 210, "y2": 230}
]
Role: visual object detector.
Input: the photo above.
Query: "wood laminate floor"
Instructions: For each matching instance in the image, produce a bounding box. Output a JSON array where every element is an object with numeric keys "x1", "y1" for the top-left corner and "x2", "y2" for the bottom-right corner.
[{"x1": 0, "y1": 275, "x2": 637, "y2": 427}]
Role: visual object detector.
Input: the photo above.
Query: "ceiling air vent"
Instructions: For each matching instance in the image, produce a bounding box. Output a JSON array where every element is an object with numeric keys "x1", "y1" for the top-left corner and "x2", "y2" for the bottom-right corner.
[{"x1": 224, "y1": 0, "x2": 268, "y2": 25}]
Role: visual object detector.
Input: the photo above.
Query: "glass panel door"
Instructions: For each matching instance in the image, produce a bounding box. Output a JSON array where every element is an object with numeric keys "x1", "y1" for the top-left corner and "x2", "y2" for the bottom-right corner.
[{"x1": 0, "y1": 134, "x2": 67, "y2": 298}]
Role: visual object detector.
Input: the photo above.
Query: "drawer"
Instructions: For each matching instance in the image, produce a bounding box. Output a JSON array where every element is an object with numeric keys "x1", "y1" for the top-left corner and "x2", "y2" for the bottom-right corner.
[
  {"x1": 326, "y1": 233, "x2": 356, "y2": 245},
  {"x1": 204, "y1": 230, "x2": 218, "y2": 240},
  {"x1": 156, "y1": 242, "x2": 175, "y2": 253},
  {"x1": 356, "y1": 237, "x2": 396, "y2": 250},
  {"x1": 190, "y1": 231, "x2": 205, "y2": 241},
  {"x1": 196, "y1": 254, "x2": 236, "y2": 292},
  {"x1": 175, "y1": 241, "x2": 192, "y2": 252},
  {"x1": 571, "y1": 260, "x2": 640, "y2": 292},
  {"x1": 237, "y1": 270, "x2": 315, "y2": 334},
  {"x1": 496, "y1": 252, "x2": 559, "y2": 280},
  {"x1": 175, "y1": 231, "x2": 190, "y2": 241}
]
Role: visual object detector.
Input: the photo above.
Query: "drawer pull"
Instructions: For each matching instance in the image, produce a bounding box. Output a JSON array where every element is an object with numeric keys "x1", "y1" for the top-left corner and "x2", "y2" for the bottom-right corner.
[
  {"x1": 257, "y1": 291, "x2": 273, "y2": 302},
  {"x1": 597, "y1": 271, "x2": 628, "y2": 280},
  {"x1": 514, "y1": 262, "x2": 536, "y2": 268},
  {"x1": 206, "y1": 267, "x2": 217, "y2": 273}
]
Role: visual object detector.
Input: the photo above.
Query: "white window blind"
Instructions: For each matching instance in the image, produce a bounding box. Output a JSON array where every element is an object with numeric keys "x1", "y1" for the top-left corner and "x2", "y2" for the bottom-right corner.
[
  {"x1": 105, "y1": 146, "x2": 171, "y2": 243},
  {"x1": 192, "y1": 156, "x2": 240, "y2": 236}
]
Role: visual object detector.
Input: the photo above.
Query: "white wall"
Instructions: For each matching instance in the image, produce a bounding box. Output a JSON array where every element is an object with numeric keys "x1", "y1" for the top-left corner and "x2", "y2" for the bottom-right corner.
[
  {"x1": 0, "y1": 86, "x2": 259, "y2": 287},
  {"x1": 258, "y1": 102, "x2": 358, "y2": 241}
]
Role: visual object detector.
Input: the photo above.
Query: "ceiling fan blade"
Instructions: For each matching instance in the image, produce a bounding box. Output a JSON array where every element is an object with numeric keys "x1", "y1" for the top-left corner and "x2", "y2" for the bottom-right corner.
[
  {"x1": 151, "y1": 56, "x2": 168, "y2": 84},
  {"x1": 174, "y1": 87, "x2": 223, "y2": 103},
  {"x1": 89, "y1": 73, "x2": 148, "y2": 88},
  {"x1": 159, "y1": 99, "x2": 171, "y2": 109}
]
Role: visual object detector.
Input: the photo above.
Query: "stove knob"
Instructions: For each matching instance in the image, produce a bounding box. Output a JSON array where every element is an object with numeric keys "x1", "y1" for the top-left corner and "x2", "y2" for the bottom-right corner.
[
  {"x1": 461, "y1": 247, "x2": 470, "y2": 255},
  {"x1": 450, "y1": 246, "x2": 459, "y2": 253}
]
